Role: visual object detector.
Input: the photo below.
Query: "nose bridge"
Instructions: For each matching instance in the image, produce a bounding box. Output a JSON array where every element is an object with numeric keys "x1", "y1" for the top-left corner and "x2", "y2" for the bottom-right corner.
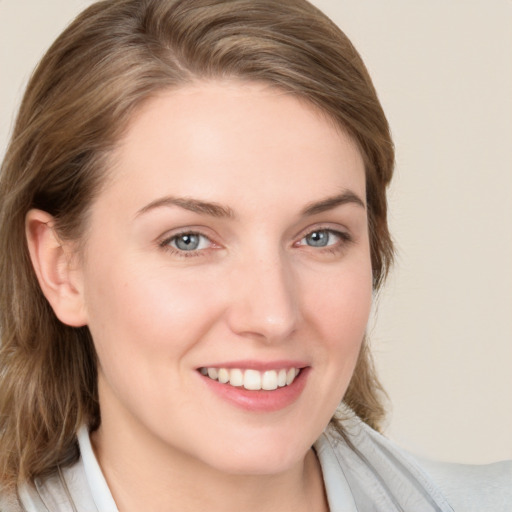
[{"x1": 227, "y1": 244, "x2": 299, "y2": 342}]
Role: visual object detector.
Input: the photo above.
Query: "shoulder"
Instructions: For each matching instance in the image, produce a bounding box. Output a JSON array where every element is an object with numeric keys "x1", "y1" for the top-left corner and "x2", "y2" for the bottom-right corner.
[
  {"x1": 14, "y1": 459, "x2": 99, "y2": 512},
  {"x1": 319, "y1": 410, "x2": 511, "y2": 512},
  {"x1": 10, "y1": 426, "x2": 112, "y2": 512},
  {"x1": 418, "y1": 457, "x2": 512, "y2": 512},
  {"x1": 317, "y1": 417, "x2": 454, "y2": 511}
]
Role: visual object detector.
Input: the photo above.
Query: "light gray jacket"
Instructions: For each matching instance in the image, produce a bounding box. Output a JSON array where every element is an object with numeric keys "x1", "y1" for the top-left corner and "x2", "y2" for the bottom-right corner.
[{"x1": 2, "y1": 413, "x2": 511, "y2": 511}]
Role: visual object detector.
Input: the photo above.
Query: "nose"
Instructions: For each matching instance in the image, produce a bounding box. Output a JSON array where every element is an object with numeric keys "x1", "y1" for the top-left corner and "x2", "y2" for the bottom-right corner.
[{"x1": 225, "y1": 250, "x2": 300, "y2": 343}]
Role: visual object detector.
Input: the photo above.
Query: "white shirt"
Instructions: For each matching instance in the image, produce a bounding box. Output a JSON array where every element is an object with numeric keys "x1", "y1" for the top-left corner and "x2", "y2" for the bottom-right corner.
[{"x1": 13, "y1": 412, "x2": 512, "y2": 512}]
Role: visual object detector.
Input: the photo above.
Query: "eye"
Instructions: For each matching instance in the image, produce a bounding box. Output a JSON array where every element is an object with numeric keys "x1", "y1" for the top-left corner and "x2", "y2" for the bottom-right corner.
[
  {"x1": 299, "y1": 229, "x2": 346, "y2": 248},
  {"x1": 165, "y1": 232, "x2": 212, "y2": 252}
]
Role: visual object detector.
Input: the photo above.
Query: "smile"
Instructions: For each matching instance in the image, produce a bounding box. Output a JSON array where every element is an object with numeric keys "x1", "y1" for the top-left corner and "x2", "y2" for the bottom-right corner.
[{"x1": 199, "y1": 367, "x2": 301, "y2": 391}]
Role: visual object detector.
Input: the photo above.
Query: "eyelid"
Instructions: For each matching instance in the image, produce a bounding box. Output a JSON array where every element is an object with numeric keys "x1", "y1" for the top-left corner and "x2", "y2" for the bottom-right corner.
[
  {"x1": 169, "y1": 232, "x2": 211, "y2": 250},
  {"x1": 299, "y1": 229, "x2": 342, "y2": 243},
  {"x1": 158, "y1": 228, "x2": 221, "y2": 257},
  {"x1": 293, "y1": 225, "x2": 353, "y2": 255},
  {"x1": 157, "y1": 224, "x2": 215, "y2": 244},
  {"x1": 156, "y1": 223, "x2": 353, "y2": 258},
  {"x1": 295, "y1": 223, "x2": 351, "y2": 242}
]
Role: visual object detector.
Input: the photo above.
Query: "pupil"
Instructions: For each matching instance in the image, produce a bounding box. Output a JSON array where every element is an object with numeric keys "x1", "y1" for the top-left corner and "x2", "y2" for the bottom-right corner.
[
  {"x1": 307, "y1": 231, "x2": 328, "y2": 247},
  {"x1": 176, "y1": 234, "x2": 199, "y2": 250}
]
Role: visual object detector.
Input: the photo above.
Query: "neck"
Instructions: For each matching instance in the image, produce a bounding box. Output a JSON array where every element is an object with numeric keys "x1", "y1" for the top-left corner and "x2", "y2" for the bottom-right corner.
[{"x1": 91, "y1": 420, "x2": 327, "y2": 512}]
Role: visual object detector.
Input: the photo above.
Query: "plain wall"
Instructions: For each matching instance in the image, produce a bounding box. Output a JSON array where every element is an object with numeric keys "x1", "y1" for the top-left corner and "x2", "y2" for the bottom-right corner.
[{"x1": 1, "y1": 0, "x2": 511, "y2": 464}]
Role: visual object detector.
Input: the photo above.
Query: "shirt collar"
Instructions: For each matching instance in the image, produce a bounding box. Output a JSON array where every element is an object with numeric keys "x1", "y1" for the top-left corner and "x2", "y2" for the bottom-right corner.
[{"x1": 77, "y1": 425, "x2": 119, "y2": 512}]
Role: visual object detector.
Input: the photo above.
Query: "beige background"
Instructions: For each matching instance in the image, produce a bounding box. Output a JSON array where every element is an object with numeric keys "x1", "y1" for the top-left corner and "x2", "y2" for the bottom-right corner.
[{"x1": 1, "y1": 0, "x2": 511, "y2": 464}]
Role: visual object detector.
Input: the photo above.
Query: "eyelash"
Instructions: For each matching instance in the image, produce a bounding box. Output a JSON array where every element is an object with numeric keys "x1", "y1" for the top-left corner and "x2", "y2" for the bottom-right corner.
[
  {"x1": 159, "y1": 227, "x2": 352, "y2": 258},
  {"x1": 159, "y1": 231, "x2": 212, "y2": 258},
  {"x1": 296, "y1": 228, "x2": 352, "y2": 254}
]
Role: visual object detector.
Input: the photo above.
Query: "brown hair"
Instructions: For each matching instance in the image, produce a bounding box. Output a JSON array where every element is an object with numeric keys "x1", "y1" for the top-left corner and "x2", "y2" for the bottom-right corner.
[{"x1": 0, "y1": 0, "x2": 393, "y2": 486}]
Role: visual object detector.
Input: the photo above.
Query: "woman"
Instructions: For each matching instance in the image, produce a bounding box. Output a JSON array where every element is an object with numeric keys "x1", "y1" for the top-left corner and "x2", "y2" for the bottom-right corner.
[{"x1": 0, "y1": 1, "x2": 509, "y2": 511}]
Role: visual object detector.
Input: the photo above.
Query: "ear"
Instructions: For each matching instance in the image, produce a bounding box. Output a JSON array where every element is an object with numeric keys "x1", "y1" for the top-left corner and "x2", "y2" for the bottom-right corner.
[{"x1": 25, "y1": 209, "x2": 87, "y2": 327}]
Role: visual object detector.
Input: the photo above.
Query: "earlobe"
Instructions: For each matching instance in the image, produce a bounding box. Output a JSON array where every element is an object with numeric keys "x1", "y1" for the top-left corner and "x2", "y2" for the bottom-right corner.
[{"x1": 25, "y1": 209, "x2": 87, "y2": 327}]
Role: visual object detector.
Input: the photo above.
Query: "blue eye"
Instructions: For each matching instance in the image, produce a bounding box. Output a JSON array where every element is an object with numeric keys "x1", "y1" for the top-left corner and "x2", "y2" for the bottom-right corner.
[
  {"x1": 305, "y1": 230, "x2": 330, "y2": 247},
  {"x1": 300, "y1": 229, "x2": 347, "y2": 248},
  {"x1": 168, "y1": 232, "x2": 210, "y2": 252}
]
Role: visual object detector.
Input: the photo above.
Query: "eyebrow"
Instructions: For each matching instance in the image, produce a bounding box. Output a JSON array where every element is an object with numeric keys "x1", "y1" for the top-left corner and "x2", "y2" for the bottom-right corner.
[
  {"x1": 135, "y1": 196, "x2": 235, "y2": 219},
  {"x1": 135, "y1": 189, "x2": 365, "y2": 219},
  {"x1": 301, "y1": 190, "x2": 366, "y2": 216}
]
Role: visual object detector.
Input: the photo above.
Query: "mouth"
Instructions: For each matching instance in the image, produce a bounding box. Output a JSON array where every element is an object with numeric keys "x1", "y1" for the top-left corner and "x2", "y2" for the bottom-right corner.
[{"x1": 198, "y1": 367, "x2": 301, "y2": 391}]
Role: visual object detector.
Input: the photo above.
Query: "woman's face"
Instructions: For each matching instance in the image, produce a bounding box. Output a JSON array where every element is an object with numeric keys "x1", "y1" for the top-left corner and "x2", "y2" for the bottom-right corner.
[{"x1": 78, "y1": 81, "x2": 372, "y2": 474}]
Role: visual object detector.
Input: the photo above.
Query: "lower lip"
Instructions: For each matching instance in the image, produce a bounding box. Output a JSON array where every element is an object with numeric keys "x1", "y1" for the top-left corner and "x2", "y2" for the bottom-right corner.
[{"x1": 199, "y1": 368, "x2": 310, "y2": 412}]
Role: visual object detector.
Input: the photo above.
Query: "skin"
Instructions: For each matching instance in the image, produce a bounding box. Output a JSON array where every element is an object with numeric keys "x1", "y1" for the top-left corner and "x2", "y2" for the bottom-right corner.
[{"x1": 27, "y1": 80, "x2": 372, "y2": 512}]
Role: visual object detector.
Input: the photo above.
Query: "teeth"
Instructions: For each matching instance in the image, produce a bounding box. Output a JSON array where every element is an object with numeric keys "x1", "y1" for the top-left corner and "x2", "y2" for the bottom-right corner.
[
  {"x1": 262, "y1": 370, "x2": 278, "y2": 391},
  {"x1": 218, "y1": 368, "x2": 229, "y2": 384},
  {"x1": 286, "y1": 368, "x2": 297, "y2": 385},
  {"x1": 243, "y1": 369, "x2": 261, "y2": 390},
  {"x1": 229, "y1": 368, "x2": 243, "y2": 387},
  {"x1": 200, "y1": 367, "x2": 301, "y2": 390}
]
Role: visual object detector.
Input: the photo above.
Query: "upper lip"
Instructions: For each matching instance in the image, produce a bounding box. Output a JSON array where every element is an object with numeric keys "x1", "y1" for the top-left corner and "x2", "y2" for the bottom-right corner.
[{"x1": 197, "y1": 360, "x2": 308, "y2": 371}]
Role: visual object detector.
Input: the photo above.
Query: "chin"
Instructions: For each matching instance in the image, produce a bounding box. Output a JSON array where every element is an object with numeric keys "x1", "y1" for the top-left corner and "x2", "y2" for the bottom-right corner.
[
  {"x1": 212, "y1": 452, "x2": 306, "y2": 476},
  {"x1": 198, "y1": 432, "x2": 313, "y2": 476}
]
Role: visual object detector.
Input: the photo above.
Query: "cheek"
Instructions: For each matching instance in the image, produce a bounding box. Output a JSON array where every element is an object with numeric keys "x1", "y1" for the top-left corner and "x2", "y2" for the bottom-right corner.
[
  {"x1": 283, "y1": 259, "x2": 373, "y2": 439},
  {"x1": 304, "y1": 259, "x2": 373, "y2": 385},
  {"x1": 83, "y1": 258, "x2": 225, "y2": 373},
  {"x1": 82, "y1": 261, "x2": 228, "y2": 430},
  {"x1": 305, "y1": 261, "x2": 373, "y2": 341}
]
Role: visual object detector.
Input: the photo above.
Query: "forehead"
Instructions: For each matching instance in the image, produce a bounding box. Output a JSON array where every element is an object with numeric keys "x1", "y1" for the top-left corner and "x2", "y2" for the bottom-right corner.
[{"x1": 100, "y1": 80, "x2": 365, "y2": 215}]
